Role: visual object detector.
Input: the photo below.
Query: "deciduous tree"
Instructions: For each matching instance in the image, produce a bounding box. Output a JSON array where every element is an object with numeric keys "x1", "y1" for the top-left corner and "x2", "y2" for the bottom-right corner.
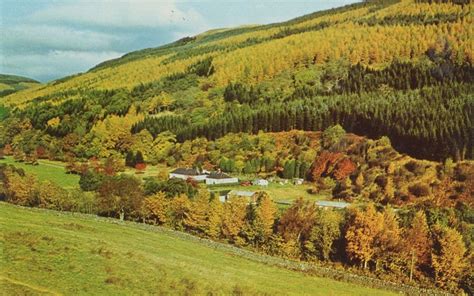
[{"x1": 431, "y1": 225, "x2": 467, "y2": 290}]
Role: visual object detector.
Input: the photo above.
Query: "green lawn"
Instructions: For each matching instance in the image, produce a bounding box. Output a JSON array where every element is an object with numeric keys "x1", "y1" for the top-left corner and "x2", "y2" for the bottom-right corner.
[
  {"x1": 0, "y1": 203, "x2": 395, "y2": 296},
  {"x1": 0, "y1": 156, "x2": 79, "y2": 189}
]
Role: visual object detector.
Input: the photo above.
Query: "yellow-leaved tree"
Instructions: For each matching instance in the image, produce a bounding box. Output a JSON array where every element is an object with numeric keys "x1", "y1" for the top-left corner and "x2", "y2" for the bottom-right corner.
[
  {"x1": 345, "y1": 203, "x2": 383, "y2": 269},
  {"x1": 143, "y1": 192, "x2": 169, "y2": 225},
  {"x1": 431, "y1": 225, "x2": 467, "y2": 291}
]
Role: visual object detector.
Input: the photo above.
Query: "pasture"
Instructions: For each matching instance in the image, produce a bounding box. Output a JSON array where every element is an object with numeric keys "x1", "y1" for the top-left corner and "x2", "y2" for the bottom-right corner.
[{"x1": 0, "y1": 203, "x2": 394, "y2": 296}]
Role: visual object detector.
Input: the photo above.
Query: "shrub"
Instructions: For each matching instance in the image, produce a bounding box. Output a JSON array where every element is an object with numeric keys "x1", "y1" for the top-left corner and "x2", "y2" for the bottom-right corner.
[
  {"x1": 79, "y1": 171, "x2": 104, "y2": 192},
  {"x1": 408, "y1": 182, "x2": 431, "y2": 197},
  {"x1": 404, "y1": 161, "x2": 425, "y2": 175}
]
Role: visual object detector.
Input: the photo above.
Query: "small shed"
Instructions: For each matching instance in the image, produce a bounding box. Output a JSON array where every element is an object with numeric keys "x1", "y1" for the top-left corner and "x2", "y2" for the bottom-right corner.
[
  {"x1": 293, "y1": 178, "x2": 304, "y2": 185},
  {"x1": 253, "y1": 179, "x2": 269, "y2": 186},
  {"x1": 206, "y1": 172, "x2": 238, "y2": 185},
  {"x1": 315, "y1": 200, "x2": 351, "y2": 210},
  {"x1": 225, "y1": 190, "x2": 257, "y2": 203},
  {"x1": 169, "y1": 168, "x2": 208, "y2": 181}
]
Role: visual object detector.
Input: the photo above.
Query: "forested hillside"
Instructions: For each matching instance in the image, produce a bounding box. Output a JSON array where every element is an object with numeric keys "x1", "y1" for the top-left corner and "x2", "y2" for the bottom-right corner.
[{"x1": 1, "y1": 0, "x2": 472, "y2": 162}]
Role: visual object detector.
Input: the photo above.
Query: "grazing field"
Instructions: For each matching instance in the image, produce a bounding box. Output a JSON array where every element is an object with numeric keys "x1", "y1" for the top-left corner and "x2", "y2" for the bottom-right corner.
[
  {"x1": 0, "y1": 157, "x2": 79, "y2": 189},
  {"x1": 0, "y1": 203, "x2": 395, "y2": 296}
]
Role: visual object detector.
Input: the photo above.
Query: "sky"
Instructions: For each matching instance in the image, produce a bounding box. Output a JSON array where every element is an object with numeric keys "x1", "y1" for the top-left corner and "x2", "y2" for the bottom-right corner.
[{"x1": 1, "y1": 0, "x2": 357, "y2": 82}]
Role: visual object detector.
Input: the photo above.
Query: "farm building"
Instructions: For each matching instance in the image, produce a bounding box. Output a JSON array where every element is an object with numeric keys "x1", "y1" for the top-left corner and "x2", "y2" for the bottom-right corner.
[
  {"x1": 253, "y1": 179, "x2": 269, "y2": 186},
  {"x1": 223, "y1": 190, "x2": 257, "y2": 203},
  {"x1": 205, "y1": 172, "x2": 238, "y2": 185},
  {"x1": 315, "y1": 200, "x2": 350, "y2": 209},
  {"x1": 169, "y1": 168, "x2": 208, "y2": 181},
  {"x1": 293, "y1": 178, "x2": 304, "y2": 185}
]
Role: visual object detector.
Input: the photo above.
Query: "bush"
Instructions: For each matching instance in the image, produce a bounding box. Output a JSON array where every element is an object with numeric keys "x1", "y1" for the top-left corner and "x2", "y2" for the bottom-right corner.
[
  {"x1": 79, "y1": 171, "x2": 104, "y2": 192},
  {"x1": 404, "y1": 161, "x2": 425, "y2": 175},
  {"x1": 408, "y1": 182, "x2": 431, "y2": 197}
]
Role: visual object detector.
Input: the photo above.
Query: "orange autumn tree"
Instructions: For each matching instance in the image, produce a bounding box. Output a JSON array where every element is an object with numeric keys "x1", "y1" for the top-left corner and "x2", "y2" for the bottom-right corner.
[
  {"x1": 278, "y1": 198, "x2": 317, "y2": 257},
  {"x1": 404, "y1": 210, "x2": 432, "y2": 281}
]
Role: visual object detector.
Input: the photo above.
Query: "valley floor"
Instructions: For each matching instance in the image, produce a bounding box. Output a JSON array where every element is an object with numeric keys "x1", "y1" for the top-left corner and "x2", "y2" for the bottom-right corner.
[{"x1": 0, "y1": 203, "x2": 395, "y2": 296}]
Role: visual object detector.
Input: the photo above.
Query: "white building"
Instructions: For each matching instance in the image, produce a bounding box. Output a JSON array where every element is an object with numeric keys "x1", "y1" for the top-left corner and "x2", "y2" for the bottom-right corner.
[
  {"x1": 225, "y1": 190, "x2": 257, "y2": 203},
  {"x1": 293, "y1": 178, "x2": 304, "y2": 185},
  {"x1": 253, "y1": 179, "x2": 269, "y2": 186},
  {"x1": 205, "y1": 172, "x2": 238, "y2": 185},
  {"x1": 169, "y1": 168, "x2": 208, "y2": 181},
  {"x1": 315, "y1": 200, "x2": 350, "y2": 210}
]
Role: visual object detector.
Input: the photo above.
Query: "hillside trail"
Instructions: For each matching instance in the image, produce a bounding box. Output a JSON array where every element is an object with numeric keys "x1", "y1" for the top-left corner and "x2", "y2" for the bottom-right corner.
[{"x1": 0, "y1": 275, "x2": 62, "y2": 296}]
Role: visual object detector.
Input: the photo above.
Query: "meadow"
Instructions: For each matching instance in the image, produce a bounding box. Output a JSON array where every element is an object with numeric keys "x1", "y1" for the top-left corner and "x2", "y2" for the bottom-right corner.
[
  {"x1": 0, "y1": 203, "x2": 395, "y2": 296},
  {"x1": 0, "y1": 157, "x2": 79, "y2": 189}
]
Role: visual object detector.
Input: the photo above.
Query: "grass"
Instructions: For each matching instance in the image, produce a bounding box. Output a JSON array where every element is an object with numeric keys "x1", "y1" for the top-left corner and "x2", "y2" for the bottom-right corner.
[
  {"x1": 0, "y1": 203, "x2": 396, "y2": 296},
  {"x1": 0, "y1": 157, "x2": 79, "y2": 189}
]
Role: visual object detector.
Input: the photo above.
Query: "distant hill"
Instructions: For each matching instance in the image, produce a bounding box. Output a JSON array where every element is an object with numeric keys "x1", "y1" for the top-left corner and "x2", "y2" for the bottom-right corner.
[{"x1": 0, "y1": 74, "x2": 40, "y2": 97}]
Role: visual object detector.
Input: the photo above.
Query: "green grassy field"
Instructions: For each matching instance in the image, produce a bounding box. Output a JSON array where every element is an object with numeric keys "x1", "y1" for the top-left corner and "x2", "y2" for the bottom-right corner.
[
  {"x1": 0, "y1": 203, "x2": 395, "y2": 296},
  {"x1": 0, "y1": 157, "x2": 79, "y2": 189}
]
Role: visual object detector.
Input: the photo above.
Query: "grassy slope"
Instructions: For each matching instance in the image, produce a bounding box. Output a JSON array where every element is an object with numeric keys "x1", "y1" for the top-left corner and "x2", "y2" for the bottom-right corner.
[
  {"x1": 0, "y1": 203, "x2": 395, "y2": 296},
  {"x1": 0, "y1": 74, "x2": 40, "y2": 97},
  {"x1": 0, "y1": 157, "x2": 79, "y2": 189}
]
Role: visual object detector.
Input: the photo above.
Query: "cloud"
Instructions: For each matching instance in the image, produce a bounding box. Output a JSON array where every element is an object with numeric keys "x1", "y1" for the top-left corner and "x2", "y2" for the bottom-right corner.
[
  {"x1": 0, "y1": 0, "x2": 209, "y2": 81},
  {"x1": 31, "y1": 0, "x2": 208, "y2": 30},
  {"x1": 2, "y1": 25, "x2": 119, "y2": 54},
  {"x1": 3, "y1": 50, "x2": 123, "y2": 82}
]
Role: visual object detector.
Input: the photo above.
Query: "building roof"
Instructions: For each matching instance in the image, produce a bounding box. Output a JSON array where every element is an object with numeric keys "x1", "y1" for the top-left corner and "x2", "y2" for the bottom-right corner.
[
  {"x1": 315, "y1": 200, "x2": 350, "y2": 209},
  {"x1": 170, "y1": 168, "x2": 203, "y2": 176},
  {"x1": 207, "y1": 172, "x2": 235, "y2": 179},
  {"x1": 229, "y1": 190, "x2": 256, "y2": 197}
]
